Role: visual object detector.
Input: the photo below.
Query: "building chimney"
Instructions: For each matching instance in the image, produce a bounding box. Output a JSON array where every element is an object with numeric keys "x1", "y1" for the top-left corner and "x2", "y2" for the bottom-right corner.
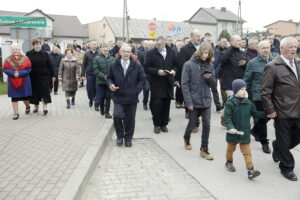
[{"x1": 221, "y1": 7, "x2": 226, "y2": 12}]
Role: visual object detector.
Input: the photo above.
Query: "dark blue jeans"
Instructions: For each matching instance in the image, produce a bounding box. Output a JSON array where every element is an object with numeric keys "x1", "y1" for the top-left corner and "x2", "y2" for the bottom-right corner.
[
  {"x1": 96, "y1": 84, "x2": 111, "y2": 112},
  {"x1": 86, "y1": 74, "x2": 96, "y2": 103},
  {"x1": 143, "y1": 80, "x2": 150, "y2": 105},
  {"x1": 184, "y1": 107, "x2": 211, "y2": 148}
]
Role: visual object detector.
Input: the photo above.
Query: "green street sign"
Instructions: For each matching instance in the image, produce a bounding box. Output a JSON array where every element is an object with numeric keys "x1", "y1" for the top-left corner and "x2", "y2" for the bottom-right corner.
[{"x1": 0, "y1": 16, "x2": 47, "y2": 27}]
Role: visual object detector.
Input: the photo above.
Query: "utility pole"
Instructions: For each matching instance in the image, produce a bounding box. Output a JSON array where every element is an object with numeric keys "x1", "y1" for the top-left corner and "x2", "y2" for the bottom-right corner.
[
  {"x1": 237, "y1": 0, "x2": 242, "y2": 36},
  {"x1": 126, "y1": 0, "x2": 130, "y2": 41},
  {"x1": 122, "y1": 0, "x2": 126, "y2": 40}
]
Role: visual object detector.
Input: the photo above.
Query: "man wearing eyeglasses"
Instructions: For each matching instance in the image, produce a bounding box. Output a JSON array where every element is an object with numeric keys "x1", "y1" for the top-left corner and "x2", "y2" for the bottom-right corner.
[{"x1": 107, "y1": 44, "x2": 146, "y2": 147}]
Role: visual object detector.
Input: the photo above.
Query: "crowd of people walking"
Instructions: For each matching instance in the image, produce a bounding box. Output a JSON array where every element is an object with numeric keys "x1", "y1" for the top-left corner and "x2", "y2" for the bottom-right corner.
[{"x1": 2, "y1": 29, "x2": 300, "y2": 182}]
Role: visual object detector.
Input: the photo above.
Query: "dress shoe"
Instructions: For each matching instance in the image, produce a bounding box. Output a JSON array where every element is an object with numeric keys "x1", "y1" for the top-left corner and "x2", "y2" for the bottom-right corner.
[
  {"x1": 272, "y1": 141, "x2": 279, "y2": 162},
  {"x1": 25, "y1": 106, "x2": 30, "y2": 115},
  {"x1": 116, "y1": 138, "x2": 123, "y2": 147},
  {"x1": 161, "y1": 126, "x2": 168, "y2": 132},
  {"x1": 154, "y1": 126, "x2": 161, "y2": 134},
  {"x1": 105, "y1": 112, "x2": 112, "y2": 119},
  {"x1": 143, "y1": 104, "x2": 148, "y2": 110},
  {"x1": 100, "y1": 107, "x2": 105, "y2": 115},
  {"x1": 216, "y1": 105, "x2": 224, "y2": 112},
  {"x1": 95, "y1": 106, "x2": 100, "y2": 111},
  {"x1": 89, "y1": 101, "x2": 93, "y2": 107},
  {"x1": 33, "y1": 107, "x2": 39, "y2": 113},
  {"x1": 262, "y1": 144, "x2": 271, "y2": 154},
  {"x1": 125, "y1": 141, "x2": 132, "y2": 147},
  {"x1": 13, "y1": 114, "x2": 19, "y2": 120},
  {"x1": 43, "y1": 110, "x2": 48, "y2": 116},
  {"x1": 281, "y1": 171, "x2": 298, "y2": 181}
]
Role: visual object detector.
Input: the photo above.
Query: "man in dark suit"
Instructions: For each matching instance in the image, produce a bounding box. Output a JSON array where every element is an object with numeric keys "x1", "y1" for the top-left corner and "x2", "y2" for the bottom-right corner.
[
  {"x1": 107, "y1": 44, "x2": 146, "y2": 147},
  {"x1": 144, "y1": 36, "x2": 177, "y2": 134}
]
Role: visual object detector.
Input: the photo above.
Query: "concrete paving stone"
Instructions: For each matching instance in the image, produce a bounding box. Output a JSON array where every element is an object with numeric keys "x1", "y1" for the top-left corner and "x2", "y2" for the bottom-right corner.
[
  {"x1": 81, "y1": 139, "x2": 214, "y2": 200},
  {"x1": 0, "y1": 87, "x2": 111, "y2": 199}
]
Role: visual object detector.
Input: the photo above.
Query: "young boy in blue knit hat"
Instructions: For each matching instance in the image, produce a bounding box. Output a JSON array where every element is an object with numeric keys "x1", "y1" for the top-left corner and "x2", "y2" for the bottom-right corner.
[{"x1": 224, "y1": 79, "x2": 267, "y2": 179}]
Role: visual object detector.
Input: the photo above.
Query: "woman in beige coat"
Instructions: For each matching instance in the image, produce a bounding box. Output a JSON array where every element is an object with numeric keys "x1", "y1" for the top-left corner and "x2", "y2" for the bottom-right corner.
[{"x1": 58, "y1": 48, "x2": 81, "y2": 109}]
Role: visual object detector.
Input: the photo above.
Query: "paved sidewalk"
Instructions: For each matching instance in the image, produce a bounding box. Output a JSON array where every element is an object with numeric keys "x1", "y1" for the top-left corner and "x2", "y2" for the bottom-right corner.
[
  {"x1": 0, "y1": 87, "x2": 113, "y2": 200},
  {"x1": 81, "y1": 139, "x2": 215, "y2": 200}
]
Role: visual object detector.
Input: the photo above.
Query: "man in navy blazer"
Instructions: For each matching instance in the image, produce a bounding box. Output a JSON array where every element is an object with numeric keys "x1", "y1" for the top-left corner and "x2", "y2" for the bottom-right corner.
[{"x1": 107, "y1": 44, "x2": 146, "y2": 147}]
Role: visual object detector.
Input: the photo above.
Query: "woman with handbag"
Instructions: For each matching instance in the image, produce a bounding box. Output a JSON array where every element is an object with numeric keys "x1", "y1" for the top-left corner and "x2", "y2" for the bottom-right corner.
[{"x1": 3, "y1": 43, "x2": 32, "y2": 120}]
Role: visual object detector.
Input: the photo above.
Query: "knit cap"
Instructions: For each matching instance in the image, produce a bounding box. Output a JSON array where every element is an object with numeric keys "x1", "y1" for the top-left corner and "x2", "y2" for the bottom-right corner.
[{"x1": 232, "y1": 79, "x2": 247, "y2": 94}]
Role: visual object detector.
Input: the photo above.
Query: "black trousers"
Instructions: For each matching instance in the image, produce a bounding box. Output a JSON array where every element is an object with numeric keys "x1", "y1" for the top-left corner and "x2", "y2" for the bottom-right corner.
[
  {"x1": 113, "y1": 103, "x2": 137, "y2": 142},
  {"x1": 50, "y1": 76, "x2": 59, "y2": 92},
  {"x1": 252, "y1": 101, "x2": 270, "y2": 144},
  {"x1": 150, "y1": 97, "x2": 171, "y2": 127},
  {"x1": 184, "y1": 107, "x2": 211, "y2": 148},
  {"x1": 273, "y1": 118, "x2": 300, "y2": 172}
]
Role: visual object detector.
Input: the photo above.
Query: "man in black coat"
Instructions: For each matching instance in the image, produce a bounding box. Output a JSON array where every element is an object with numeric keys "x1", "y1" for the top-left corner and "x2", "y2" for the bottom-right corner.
[
  {"x1": 220, "y1": 35, "x2": 248, "y2": 95},
  {"x1": 144, "y1": 36, "x2": 177, "y2": 134},
  {"x1": 109, "y1": 40, "x2": 123, "y2": 58},
  {"x1": 49, "y1": 46, "x2": 63, "y2": 95},
  {"x1": 82, "y1": 40, "x2": 99, "y2": 109},
  {"x1": 107, "y1": 44, "x2": 146, "y2": 147}
]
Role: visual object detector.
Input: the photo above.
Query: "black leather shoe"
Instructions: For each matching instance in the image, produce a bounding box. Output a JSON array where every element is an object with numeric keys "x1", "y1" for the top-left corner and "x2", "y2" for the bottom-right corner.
[
  {"x1": 25, "y1": 106, "x2": 30, "y2": 115},
  {"x1": 105, "y1": 113, "x2": 112, "y2": 119},
  {"x1": 161, "y1": 126, "x2": 168, "y2": 132},
  {"x1": 13, "y1": 114, "x2": 19, "y2": 120},
  {"x1": 281, "y1": 171, "x2": 298, "y2": 181},
  {"x1": 154, "y1": 126, "x2": 161, "y2": 134},
  {"x1": 272, "y1": 141, "x2": 279, "y2": 162},
  {"x1": 216, "y1": 105, "x2": 224, "y2": 112},
  {"x1": 262, "y1": 144, "x2": 271, "y2": 154},
  {"x1": 33, "y1": 107, "x2": 39, "y2": 113},
  {"x1": 116, "y1": 138, "x2": 123, "y2": 147},
  {"x1": 125, "y1": 141, "x2": 132, "y2": 147},
  {"x1": 89, "y1": 101, "x2": 93, "y2": 107},
  {"x1": 100, "y1": 107, "x2": 105, "y2": 116},
  {"x1": 43, "y1": 110, "x2": 48, "y2": 116}
]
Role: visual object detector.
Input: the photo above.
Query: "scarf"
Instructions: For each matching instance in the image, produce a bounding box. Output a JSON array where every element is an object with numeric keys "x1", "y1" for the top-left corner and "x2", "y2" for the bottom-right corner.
[{"x1": 3, "y1": 54, "x2": 31, "y2": 89}]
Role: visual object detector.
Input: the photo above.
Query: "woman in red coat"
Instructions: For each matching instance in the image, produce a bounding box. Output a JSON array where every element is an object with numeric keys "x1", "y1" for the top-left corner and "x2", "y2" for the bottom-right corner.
[{"x1": 3, "y1": 43, "x2": 32, "y2": 120}]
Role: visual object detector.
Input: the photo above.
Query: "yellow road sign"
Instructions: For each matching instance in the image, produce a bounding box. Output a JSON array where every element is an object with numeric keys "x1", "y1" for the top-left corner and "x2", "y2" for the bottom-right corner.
[{"x1": 149, "y1": 31, "x2": 157, "y2": 39}]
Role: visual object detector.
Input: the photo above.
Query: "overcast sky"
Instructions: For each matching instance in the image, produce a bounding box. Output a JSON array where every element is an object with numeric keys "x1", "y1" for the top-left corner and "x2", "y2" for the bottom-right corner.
[{"x1": 1, "y1": 0, "x2": 299, "y2": 32}]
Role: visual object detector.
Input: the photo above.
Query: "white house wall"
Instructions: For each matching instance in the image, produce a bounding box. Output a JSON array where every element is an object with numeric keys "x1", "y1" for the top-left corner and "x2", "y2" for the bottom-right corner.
[
  {"x1": 190, "y1": 10, "x2": 217, "y2": 24},
  {"x1": 189, "y1": 24, "x2": 217, "y2": 42}
]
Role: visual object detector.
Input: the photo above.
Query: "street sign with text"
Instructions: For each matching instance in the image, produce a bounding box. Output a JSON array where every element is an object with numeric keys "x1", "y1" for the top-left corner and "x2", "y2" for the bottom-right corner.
[{"x1": 0, "y1": 16, "x2": 47, "y2": 28}]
